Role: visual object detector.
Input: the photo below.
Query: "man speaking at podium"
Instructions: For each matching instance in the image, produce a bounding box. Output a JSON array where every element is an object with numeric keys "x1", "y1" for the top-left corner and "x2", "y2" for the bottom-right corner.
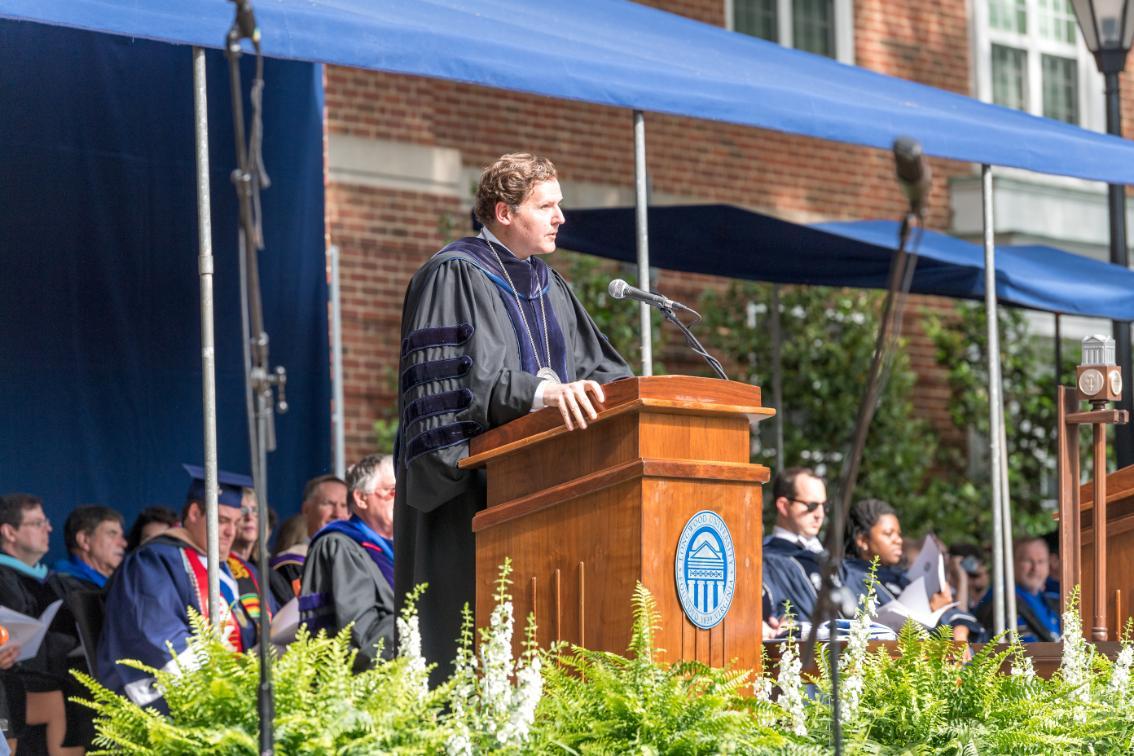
[{"x1": 395, "y1": 153, "x2": 632, "y2": 680}]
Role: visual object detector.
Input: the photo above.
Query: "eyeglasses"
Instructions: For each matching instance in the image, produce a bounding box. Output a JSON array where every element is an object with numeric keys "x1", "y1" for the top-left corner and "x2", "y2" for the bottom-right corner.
[
  {"x1": 19, "y1": 517, "x2": 50, "y2": 530},
  {"x1": 789, "y1": 499, "x2": 828, "y2": 513}
]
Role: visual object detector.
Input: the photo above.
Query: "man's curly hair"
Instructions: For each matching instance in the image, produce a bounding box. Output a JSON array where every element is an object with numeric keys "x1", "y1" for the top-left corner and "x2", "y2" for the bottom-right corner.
[{"x1": 473, "y1": 153, "x2": 558, "y2": 226}]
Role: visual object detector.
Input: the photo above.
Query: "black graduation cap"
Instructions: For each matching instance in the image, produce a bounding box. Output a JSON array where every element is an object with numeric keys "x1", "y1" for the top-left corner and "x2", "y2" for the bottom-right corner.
[{"x1": 182, "y1": 464, "x2": 254, "y2": 509}]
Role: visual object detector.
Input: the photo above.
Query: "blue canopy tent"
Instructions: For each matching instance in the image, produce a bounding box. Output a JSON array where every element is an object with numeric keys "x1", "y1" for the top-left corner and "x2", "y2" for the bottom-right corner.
[
  {"x1": 557, "y1": 205, "x2": 1134, "y2": 320},
  {"x1": 5, "y1": 0, "x2": 1134, "y2": 181}
]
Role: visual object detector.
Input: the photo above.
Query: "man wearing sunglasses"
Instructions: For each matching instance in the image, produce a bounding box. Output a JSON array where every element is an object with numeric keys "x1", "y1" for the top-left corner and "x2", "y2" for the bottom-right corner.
[{"x1": 762, "y1": 467, "x2": 829, "y2": 624}]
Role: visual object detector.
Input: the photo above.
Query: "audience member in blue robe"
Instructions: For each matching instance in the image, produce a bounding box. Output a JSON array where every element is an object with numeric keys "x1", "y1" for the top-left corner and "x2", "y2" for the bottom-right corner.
[
  {"x1": 301, "y1": 454, "x2": 396, "y2": 670},
  {"x1": 762, "y1": 467, "x2": 829, "y2": 624},
  {"x1": 842, "y1": 498, "x2": 982, "y2": 641},
  {"x1": 53, "y1": 505, "x2": 126, "y2": 591},
  {"x1": 976, "y1": 535, "x2": 1061, "y2": 642},
  {"x1": 97, "y1": 467, "x2": 265, "y2": 708}
]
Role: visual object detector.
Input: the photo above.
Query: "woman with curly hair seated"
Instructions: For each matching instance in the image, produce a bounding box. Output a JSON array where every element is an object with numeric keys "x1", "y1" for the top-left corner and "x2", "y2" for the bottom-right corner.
[{"x1": 841, "y1": 498, "x2": 983, "y2": 642}]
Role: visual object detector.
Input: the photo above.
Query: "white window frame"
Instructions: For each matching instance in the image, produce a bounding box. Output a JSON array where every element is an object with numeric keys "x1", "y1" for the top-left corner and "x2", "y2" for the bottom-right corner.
[
  {"x1": 971, "y1": 0, "x2": 1105, "y2": 131},
  {"x1": 724, "y1": 0, "x2": 856, "y2": 66}
]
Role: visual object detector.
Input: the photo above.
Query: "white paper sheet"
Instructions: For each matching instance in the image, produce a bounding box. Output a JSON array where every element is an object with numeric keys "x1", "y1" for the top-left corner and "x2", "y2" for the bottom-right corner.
[
  {"x1": 269, "y1": 597, "x2": 299, "y2": 645},
  {"x1": 905, "y1": 534, "x2": 947, "y2": 597},
  {"x1": 873, "y1": 575, "x2": 954, "y2": 632},
  {"x1": 0, "y1": 599, "x2": 63, "y2": 661}
]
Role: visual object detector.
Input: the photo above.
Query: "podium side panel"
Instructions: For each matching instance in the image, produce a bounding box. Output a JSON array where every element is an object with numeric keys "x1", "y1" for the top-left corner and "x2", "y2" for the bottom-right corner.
[
  {"x1": 1079, "y1": 505, "x2": 1134, "y2": 637},
  {"x1": 640, "y1": 477, "x2": 763, "y2": 673},
  {"x1": 476, "y1": 479, "x2": 643, "y2": 656}
]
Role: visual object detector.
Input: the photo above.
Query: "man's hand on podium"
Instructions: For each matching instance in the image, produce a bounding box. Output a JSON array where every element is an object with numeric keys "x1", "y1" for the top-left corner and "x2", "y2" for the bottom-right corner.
[
  {"x1": 762, "y1": 614, "x2": 783, "y2": 640},
  {"x1": 543, "y1": 380, "x2": 605, "y2": 431}
]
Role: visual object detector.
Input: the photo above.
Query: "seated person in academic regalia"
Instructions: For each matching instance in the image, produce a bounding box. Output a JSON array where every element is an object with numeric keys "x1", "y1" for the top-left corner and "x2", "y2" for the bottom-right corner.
[
  {"x1": 225, "y1": 487, "x2": 279, "y2": 626},
  {"x1": 124, "y1": 506, "x2": 178, "y2": 553},
  {"x1": 762, "y1": 467, "x2": 829, "y2": 623},
  {"x1": 947, "y1": 542, "x2": 991, "y2": 612},
  {"x1": 53, "y1": 505, "x2": 126, "y2": 591},
  {"x1": 0, "y1": 493, "x2": 88, "y2": 754},
  {"x1": 97, "y1": 466, "x2": 265, "y2": 708},
  {"x1": 976, "y1": 536, "x2": 1060, "y2": 642},
  {"x1": 269, "y1": 474, "x2": 348, "y2": 606},
  {"x1": 300, "y1": 455, "x2": 395, "y2": 670},
  {"x1": 841, "y1": 499, "x2": 982, "y2": 641}
]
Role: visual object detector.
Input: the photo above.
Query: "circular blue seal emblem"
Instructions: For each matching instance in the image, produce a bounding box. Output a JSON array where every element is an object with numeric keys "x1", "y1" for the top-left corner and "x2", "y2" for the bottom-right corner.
[{"x1": 674, "y1": 510, "x2": 737, "y2": 629}]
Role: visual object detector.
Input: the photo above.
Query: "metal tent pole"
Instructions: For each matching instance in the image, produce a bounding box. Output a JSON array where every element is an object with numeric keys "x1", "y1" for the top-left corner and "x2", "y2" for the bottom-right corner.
[
  {"x1": 192, "y1": 46, "x2": 222, "y2": 620},
  {"x1": 982, "y1": 164, "x2": 1007, "y2": 635},
  {"x1": 330, "y1": 244, "x2": 346, "y2": 477},
  {"x1": 633, "y1": 110, "x2": 653, "y2": 376},
  {"x1": 770, "y1": 285, "x2": 784, "y2": 471},
  {"x1": 999, "y1": 414, "x2": 1017, "y2": 635}
]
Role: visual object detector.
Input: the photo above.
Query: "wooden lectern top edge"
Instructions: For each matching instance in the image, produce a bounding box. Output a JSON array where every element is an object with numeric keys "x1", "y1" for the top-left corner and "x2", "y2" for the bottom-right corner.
[
  {"x1": 460, "y1": 376, "x2": 773, "y2": 470},
  {"x1": 471, "y1": 457, "x2": 770, "y2": 533}
]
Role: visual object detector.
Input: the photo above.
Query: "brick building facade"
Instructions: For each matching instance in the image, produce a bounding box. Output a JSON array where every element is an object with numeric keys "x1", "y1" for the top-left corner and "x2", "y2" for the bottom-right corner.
[{"x1": 324, "y1": 0, "x2": 1132, "y2": 463}]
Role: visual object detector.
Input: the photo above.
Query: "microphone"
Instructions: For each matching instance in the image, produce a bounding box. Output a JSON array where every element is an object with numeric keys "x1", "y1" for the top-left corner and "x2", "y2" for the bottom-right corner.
[
  {"x1": 608, "y1": 278, "x2": 676, "y2": 310},
  {"x1": 892, "y1": 136, "x2": 931, "y2": 217}
]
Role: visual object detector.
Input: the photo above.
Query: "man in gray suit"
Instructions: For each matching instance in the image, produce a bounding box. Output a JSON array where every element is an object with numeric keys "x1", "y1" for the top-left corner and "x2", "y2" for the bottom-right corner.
[{"x1": 300, "y1": 454, "x2": 396, "y2": 668}]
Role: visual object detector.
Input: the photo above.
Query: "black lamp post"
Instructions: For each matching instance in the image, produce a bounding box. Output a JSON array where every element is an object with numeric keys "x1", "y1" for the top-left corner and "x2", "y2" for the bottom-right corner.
[{"x1": 1072, "y1": 0, "x2": 1134, "y2": 467}]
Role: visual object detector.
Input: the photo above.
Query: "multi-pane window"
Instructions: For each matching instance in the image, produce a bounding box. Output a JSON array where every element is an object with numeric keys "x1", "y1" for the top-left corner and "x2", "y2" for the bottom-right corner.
[
  {"x1": 731, "y1": 0, "x2": 839, "y2": 60},
  {"x1": 1042, "y1": 54, "x2": 1079, "y2": 122},
  {"x1": 992, "y1": 44, "x2": 1028, "y2": 110},
  {"x1": 734, "y1": 0, "x2": 777, "y2": 41},
  {"x1": 792, "y1": 0, "x2": 834, "y2": 56},
  {"x1": 984, "y1": 0, "x2": 1083, "y2": 124}
]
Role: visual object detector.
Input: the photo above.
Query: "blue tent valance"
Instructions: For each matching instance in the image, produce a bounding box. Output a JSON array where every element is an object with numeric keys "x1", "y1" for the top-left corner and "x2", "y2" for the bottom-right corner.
[
  {"x1": 4, "y1": 0, "x2": 1134, "y2": 183},
  {"x1": 557, "y1": 205, "x2": 1134, "y2": 321}
]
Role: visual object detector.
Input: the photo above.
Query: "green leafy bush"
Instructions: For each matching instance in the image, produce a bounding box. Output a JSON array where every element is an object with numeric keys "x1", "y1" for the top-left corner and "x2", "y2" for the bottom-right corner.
[
  {"x1": 531, "y1": 584, "x2": 789, "y2": 754},
  {"x1": 77, "y1": 575, "x2": 1134, "y2": 754}
]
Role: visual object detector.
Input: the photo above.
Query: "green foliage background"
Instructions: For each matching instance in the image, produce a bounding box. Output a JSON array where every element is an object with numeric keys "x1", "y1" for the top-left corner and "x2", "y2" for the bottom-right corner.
[
  {"x1": 923, "y1": 302, "x2": 1076, "y2": 542},
  {"x1": 699, "y1": 282, "x2": 939, "y2": 537}
]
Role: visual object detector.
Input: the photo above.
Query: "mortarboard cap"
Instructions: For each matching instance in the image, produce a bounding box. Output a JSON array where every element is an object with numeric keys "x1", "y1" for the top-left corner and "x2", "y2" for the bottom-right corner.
[{"x1": 182, "y1": 464, "x2": 254, "y2": 509}]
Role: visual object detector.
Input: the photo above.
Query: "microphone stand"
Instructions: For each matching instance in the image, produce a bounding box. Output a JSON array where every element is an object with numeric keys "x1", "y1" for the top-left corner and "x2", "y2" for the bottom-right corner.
[
  {"x1": 224, "y1": 4, "x2": 286, "y2": 754},
  {"x1": 655, "y1": 302, "x2": 729, "y2": 381},
  {"x1": 801, "y1": 209, "x2": 921, "y2": 754}
]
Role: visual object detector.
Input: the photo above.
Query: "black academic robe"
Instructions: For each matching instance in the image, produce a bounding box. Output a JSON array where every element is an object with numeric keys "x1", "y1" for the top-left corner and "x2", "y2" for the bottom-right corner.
[
  {"x1": 0, "y1": 563, "x2": 94, "y2": 747},
  {"x1": 762, "y1": 536, "x2": 825, "y2": 623},
  {"x1": 301, "y1": 531, "x2": 395, "y2": 670},
  {"x1": 394, "y1": 239, "x2": 632, "y2": 683}
]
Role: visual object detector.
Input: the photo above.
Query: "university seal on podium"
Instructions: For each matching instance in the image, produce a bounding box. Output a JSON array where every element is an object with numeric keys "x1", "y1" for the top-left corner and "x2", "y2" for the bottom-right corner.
[{"x1": 674, "y1": 510, "x2": 736, "y2": 629}]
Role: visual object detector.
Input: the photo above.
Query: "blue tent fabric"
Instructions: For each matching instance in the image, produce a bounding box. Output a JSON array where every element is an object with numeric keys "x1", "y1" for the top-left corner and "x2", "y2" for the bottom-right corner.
[
  {"x1": 3, "y1": 0, "x2": 1134, "y2": 183},
  {"x1": 557, "y1": 205, "x2": 1134, "y2": 321},
  {"x1": 0, "y1": 23, "x2": 330, "y2": 562}
]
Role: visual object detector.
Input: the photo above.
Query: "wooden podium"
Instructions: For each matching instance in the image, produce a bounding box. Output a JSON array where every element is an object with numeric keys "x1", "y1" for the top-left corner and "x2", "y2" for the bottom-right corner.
[
  {"x1": 461, "y1": 376, "x2": 773, "y2": 672},
  {"x1": 1072, "y1": 464, "x2": 1134, "y2": 637}
]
